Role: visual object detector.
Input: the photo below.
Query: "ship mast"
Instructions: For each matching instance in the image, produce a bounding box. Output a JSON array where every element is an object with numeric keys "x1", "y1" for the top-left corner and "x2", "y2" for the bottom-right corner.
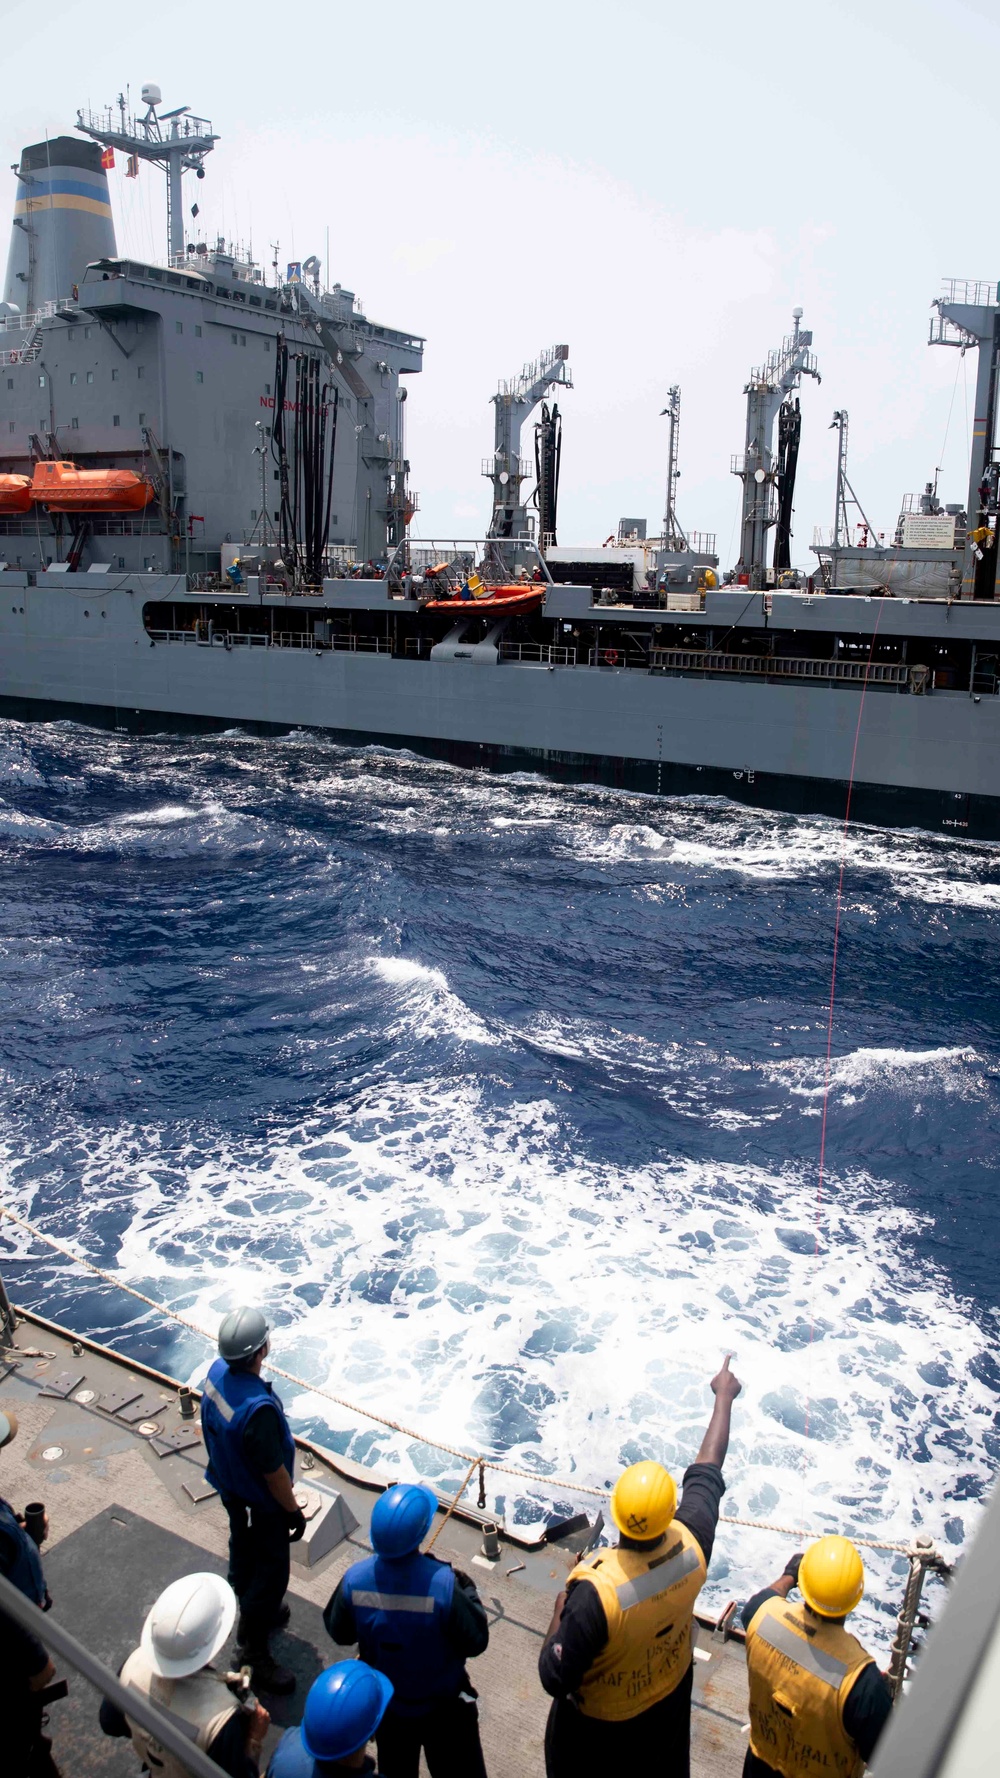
[
  {"x1": 76, "y1": 85, "x2": 218, "y2": 266},
  {"x1": 660, "y1": 386, "x2": 688, "y2": 551},
  {"x1": 832, "y1": 408, "x2": 849, "y2": 549}
]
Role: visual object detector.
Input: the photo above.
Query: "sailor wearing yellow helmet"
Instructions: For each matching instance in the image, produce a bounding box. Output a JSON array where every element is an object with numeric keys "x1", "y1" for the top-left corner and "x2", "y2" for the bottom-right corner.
[
  {"x1": 538, "y1": 1355, "x2": 742, "y2": 1776},
  {"x1": 742, "y1": 1535, "x2": 893, "y2": 1778}
]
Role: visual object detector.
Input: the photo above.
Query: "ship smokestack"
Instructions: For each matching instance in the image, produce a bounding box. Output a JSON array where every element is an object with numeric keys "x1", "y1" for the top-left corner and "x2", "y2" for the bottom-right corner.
[{"x1": 3, "y1": 136, "x2": 117, "y2": 313}]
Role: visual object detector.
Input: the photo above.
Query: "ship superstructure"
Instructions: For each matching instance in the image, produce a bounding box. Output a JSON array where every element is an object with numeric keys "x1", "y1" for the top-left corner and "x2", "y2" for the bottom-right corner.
[
  {"x1": 811, "y1": 280, "x2": 1000, "y2": 599},
  {"x1": 0, "y1": 91, "x2": 423, "y2": 577}
]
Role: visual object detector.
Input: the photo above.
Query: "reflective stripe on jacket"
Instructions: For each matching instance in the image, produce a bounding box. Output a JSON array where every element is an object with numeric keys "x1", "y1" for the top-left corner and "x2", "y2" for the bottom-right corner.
[
  {"x1": 745, "y1": 1595, "x2": 873, "y2": 1778},
  {"x1": 565, "y1": 1520, "x2": 707, "y2": 1721},
  {"x1": 341, "y1": 1550, "x2": 463, "y2": 1717},
  {"x1": 0, "y1": 1495, "x2": 47, "y2": 1606},
  {"x1": 200, "y1": 1356, "x2": 295, "y2": 1509},
  {"x1": 121, "y1": 1648, "x2": 239, "y2": 1778}
]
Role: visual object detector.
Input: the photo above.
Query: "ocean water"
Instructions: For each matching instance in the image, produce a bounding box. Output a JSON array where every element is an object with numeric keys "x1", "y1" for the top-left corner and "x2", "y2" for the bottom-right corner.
[{"x1": 2, "y1": 718, "x2": 999, "y2": 1648}]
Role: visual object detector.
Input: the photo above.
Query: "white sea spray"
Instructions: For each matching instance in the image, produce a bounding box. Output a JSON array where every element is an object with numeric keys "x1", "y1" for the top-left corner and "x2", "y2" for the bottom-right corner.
[{"x1": 0, "y1": 722, "x2": 998, "y2": 1653}]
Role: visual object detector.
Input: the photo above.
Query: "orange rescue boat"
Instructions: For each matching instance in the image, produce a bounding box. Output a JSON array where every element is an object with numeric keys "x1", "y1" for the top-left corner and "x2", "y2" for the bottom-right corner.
[
  {"x1": 423, "y1": 583, "x2": 544, "y2": 613},
  {"x1": 30, "y1": 461, "x2": 155, "y2": 513},
  {"x1": 0, "y1": 474, "x2": 32, "y2": 514}
]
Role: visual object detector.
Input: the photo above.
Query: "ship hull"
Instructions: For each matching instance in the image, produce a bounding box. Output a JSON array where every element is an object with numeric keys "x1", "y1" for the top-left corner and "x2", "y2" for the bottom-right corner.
[
  {"x1": 0, "y1": 580, "x2": 996, "y2": 836},
  {"x1": 0, "y1": 685, "x2": 986, "y2": 833}
]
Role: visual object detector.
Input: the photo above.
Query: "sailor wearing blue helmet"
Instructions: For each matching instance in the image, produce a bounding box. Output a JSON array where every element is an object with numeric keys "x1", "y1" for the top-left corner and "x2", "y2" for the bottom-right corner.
[
  {"x1": 267, "y1": 1661, "x2": 393, "y2": 1775},
  {"x1": 324, "y1": 1482, "x2": 490, "y2": 1778}
]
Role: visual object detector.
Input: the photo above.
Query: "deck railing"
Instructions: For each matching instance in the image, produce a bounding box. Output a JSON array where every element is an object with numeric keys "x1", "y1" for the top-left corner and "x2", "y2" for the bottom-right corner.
[
  {"x1": 587, "y1": 646, "x2": 649, "y2": 669},
  {"x1": 499, "y1": 642, "x2": 577, "y2": 666},
  {"x1": 649, "y1": 649, "x2": 909, "y2": 685},
  {"x1": 147, "y1": 628, "x2": 393, "y2": 653},
  {"x1": 141, "y1": 631, "x2": 932, "y2": 690},
  {"x1": 326, "y1": 633, "x2": 392, "y2": 653}
]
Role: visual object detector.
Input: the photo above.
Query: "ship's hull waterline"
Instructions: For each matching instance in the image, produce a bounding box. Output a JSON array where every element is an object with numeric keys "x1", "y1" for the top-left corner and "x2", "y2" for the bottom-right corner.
[{"x1": 0, "y1": 579, "x2": 995, "y2": 835}]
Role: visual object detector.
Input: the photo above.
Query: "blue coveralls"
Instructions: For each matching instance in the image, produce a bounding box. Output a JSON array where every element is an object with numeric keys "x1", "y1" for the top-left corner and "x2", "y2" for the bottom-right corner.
[{"x1": 201, "y1": 1358, "x2": 296, "y2": 1647}]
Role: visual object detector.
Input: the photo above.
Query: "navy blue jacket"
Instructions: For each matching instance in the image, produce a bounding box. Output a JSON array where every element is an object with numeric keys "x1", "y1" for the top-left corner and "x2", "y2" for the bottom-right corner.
[
  {"x1": 0, "y1": 1497, "x2": 47, "y2": 1605},
  {"x1": 267, "y1": 1725, "x2": 378, "y2": 1775},
  {"x1": 328, "y1": 1551, "x2": 475, "y2": 1718},
  {"x1": 201, "y1": 1358, "x2": 295, "y2": 1510}
]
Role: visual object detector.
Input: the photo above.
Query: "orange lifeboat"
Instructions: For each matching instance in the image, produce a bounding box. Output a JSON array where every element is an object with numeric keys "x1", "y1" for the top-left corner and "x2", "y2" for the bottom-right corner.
[
  {"x1": 423, "y1": 584, "x2": 544, "y2": 612},
  {"x1": 30, "y1": 461, "x2": 155, "y2": 513},
  {"x1": 0, "y1": 474, "x2": 32, "y2": 514}
]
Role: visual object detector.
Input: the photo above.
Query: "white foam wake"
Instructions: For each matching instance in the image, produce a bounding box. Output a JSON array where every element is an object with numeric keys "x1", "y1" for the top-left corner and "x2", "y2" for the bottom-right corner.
[{"x1": 3, "y1": 1066, "x2": 994, "y2": 1651}]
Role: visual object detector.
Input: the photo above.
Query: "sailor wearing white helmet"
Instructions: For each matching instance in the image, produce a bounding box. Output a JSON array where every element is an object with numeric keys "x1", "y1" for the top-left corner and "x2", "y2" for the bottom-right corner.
[{"x1": 100, "y1": 1571, "x2": 270, "y2": 1777}]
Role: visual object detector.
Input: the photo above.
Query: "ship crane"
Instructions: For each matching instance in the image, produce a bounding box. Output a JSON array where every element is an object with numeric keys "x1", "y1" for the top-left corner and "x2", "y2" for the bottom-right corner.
[
  {"x1": 732, "y1": 309, "x2": 820, "y2": 587},
  {"x1": 930, "y1": 279, "x2": 1000, "y2": 598},
  {"x1": 76, "y1": 84, "x2": 218, "y2": 266},
  {"x1": 485, "y1": 344, "x2": 572, "y2": 538}
]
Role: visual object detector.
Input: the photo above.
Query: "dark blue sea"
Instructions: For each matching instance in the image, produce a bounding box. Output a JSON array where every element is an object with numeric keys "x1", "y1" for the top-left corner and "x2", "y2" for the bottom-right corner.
[{"x1": 2, "y1": 719, "x2": 999, "y2": 1644}]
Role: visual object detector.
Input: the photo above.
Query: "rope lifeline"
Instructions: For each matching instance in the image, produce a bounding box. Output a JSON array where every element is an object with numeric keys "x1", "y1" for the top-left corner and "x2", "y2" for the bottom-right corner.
[
  {"x1": 0, "y1": 1202, "x2": 912, "y2": 1554},
  {"x1": 803, "y1": 588, "x2": 889, "y2": 1458}
]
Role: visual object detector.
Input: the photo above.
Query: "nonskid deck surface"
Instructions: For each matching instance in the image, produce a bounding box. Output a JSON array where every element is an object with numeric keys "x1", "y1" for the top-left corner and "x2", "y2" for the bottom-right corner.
[{"x1": 1, "y1": 1315, "x2": 749, "y2": 1776}]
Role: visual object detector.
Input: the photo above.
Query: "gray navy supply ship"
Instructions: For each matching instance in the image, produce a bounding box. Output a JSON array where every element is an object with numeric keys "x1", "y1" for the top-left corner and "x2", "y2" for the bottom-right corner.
[{"x1": 3, "y1": 84, "x2": 1000, "y2": 834}]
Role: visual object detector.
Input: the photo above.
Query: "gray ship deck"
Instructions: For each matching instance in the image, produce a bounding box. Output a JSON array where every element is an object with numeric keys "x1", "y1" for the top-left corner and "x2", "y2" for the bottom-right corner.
[{"x1": 1, "y1": 1311, "x2": 750, "y2": 1777}]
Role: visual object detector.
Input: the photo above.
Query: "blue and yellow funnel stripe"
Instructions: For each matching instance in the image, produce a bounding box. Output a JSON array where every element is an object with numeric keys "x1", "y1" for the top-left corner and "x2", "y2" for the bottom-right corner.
[{"x1": 15, "y1": 177, "x2": 112, "y2": 220}]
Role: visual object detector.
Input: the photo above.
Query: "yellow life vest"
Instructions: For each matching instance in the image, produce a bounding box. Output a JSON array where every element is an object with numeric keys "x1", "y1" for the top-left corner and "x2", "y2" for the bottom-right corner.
[
  {"x1": 745, "y1": 1596, "x2": 874, "y2": 1778},
  {"x1": 565, "y1": 1520, "x2": 707, "y2": 1721},
  {"x1": 121, "y1": 1649, "x2": 240, "y2": 1778}
]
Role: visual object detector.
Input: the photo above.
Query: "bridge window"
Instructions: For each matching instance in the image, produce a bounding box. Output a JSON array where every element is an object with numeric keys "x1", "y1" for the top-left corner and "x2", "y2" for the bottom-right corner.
[
  {"x1": 86, "y1": 371, "x2": 94, "y2": 384},
  {"x1": 70, "y1": 372, "x2": 78, "y2": 385}
]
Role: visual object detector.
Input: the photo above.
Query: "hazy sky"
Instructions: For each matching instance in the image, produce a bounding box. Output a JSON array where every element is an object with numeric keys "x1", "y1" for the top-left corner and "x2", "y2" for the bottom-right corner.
[{"x1": 3, "y1": 0, "x2": 997, "y2": 563}]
